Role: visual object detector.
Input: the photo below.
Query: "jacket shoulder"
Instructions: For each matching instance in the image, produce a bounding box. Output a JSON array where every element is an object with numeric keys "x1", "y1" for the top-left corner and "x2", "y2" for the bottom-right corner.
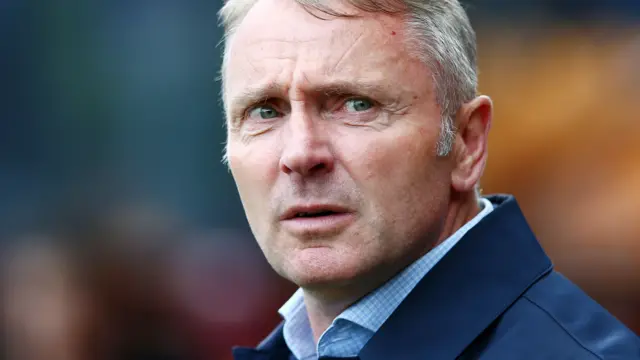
[
  {"x1": 473, "y1": 271, "x2": 640, "y2": 359},
  {"x1": 518, "y1": 271, "x2": 640, "y2": 358},
  {"x1": 467, "y1": 271, "x2": 640, "y2": 359}
]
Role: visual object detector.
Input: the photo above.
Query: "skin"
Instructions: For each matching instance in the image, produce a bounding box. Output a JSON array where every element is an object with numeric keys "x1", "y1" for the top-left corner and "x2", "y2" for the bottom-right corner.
[{"x1": 223, "y1": 0, "x2": 492, "y2": 341}]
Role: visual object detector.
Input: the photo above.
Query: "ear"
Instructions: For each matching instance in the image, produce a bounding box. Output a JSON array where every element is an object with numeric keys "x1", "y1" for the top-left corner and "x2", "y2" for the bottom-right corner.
[{"x1": 450, "y1": 95, "x2": 493, "y2": 192}]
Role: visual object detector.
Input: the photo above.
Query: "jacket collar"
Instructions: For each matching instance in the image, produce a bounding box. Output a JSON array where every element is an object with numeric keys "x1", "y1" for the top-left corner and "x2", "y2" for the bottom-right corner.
[
  {"x1": 233, "y1": 322, "x2": 289, "y2": 360},
  {"x1": 234, "y1": 195, "x2": 553, "y2": 360},
  {"x1": 358, "y1": 195, "x2": 552, "y2": 360}
]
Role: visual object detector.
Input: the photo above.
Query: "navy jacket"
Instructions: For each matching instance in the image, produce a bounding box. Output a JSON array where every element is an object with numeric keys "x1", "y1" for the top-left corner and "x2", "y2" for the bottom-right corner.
[{"x1": 233, "y1": 195, "x2": 640, "y2": 360}]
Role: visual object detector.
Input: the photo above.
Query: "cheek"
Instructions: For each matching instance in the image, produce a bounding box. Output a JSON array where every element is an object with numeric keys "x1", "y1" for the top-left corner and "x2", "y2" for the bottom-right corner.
[
  {"x1": 341, "y1": 129, "x2": 445, "y2": 227},
  {"x1": 344, "y1": 132, "x2": 434, "y2": 191},
  {"x1": 228, "y1": 142, "x2": 280, "y2": 216}
]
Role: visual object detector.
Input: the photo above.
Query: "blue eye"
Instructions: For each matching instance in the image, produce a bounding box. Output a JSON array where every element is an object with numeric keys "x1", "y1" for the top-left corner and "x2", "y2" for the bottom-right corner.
[
  {"x1": 345, "y1": 98, "x2": 373, "y2": 112},
  {"x1": 248, "y1": 105, "x2": 280, "y2": 119}
]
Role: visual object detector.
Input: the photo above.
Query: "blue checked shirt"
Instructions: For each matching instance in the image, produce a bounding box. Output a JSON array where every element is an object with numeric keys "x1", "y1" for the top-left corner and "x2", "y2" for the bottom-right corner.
[{"x1": 278, "y1": 198, "x2": 494, "y2": 360}]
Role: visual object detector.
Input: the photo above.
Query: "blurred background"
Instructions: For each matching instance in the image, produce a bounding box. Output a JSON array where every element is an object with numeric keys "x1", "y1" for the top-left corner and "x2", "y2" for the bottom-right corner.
[{"x1": 1, "y1": 0, "x2": 639, "y2": 359}]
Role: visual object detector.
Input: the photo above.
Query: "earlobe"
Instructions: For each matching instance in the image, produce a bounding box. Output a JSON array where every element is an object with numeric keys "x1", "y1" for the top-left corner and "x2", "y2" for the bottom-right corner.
[{"x1": 451, "y1": 96, "x2": 493, "y2": 192}]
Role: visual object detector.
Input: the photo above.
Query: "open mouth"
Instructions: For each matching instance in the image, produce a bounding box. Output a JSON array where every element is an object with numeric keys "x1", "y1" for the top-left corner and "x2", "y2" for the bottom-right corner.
[
  {"x1": 294, "y1": 210, "x2": 340, "y2": 218},
  {"x1": 280, "y1": 205, "x2": 354, "y2": 233},
  {"x1": 281, "y1": 205, "x2": 351, "y2": 221}
]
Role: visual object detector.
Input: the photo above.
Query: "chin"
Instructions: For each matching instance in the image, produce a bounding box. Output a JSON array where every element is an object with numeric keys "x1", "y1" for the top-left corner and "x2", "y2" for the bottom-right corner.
[{"x1": 281, "y1": 247, "x2": 366, "y2": 288}]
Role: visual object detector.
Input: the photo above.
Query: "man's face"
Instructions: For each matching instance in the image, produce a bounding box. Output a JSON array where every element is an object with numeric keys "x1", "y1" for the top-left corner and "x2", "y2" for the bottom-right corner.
[{"x1": 224, "y1": 0, "x2": 454, "y2": 291}]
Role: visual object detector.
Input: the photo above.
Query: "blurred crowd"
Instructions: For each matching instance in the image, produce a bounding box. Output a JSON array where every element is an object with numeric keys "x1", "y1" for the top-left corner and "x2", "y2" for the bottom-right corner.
[
  {"x1": 1, "y1": 1, "x2": 639, "y2": 359},
  {"x1": 1, "y1": 204, "x2": 295, "y2": 360}
]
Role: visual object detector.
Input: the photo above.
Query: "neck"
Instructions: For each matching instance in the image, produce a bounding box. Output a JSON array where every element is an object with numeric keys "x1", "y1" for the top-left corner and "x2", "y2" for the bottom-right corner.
[
  {"x1": 302, "y1": 291, "x2": 353, "y2": 341},
  {"x1": 435, "y1": 190, "x2": 482, "y2": 247},
  {"x1": 303, "y1": 190, "x2": 482, "y2": 342}
]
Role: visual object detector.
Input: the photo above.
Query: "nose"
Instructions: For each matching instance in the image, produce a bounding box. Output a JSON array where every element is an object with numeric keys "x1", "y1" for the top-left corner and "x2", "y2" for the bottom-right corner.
[{"x1": 279, "y1": 115, "x2": 334, "y2": 177}]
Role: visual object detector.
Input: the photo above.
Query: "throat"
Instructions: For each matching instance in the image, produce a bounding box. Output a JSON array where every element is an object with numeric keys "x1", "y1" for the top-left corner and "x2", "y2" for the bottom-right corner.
[{"x1": 302, "y1": 289, "x2": 363, "y2": 343}]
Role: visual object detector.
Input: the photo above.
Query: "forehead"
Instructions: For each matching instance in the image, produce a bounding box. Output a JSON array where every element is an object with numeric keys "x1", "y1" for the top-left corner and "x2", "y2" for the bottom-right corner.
[
  {"x1": 223, "y1": 0, "x2": 429, "y2": 109},
  {"x1": 230, "y1": 0, "x2": 398, "y2": 51}
]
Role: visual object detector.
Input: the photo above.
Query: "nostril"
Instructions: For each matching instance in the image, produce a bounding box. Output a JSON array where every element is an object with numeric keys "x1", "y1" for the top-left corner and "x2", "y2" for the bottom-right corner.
[
  {"x1": 281, "y1": 161, "x2": 330, "y2": 176},
  {"x1": 308, "y1": 163, "x2": 327, "y2": 174},
  {"x1": 279, "y1": 143, "x2": 335, "y2": 176}
]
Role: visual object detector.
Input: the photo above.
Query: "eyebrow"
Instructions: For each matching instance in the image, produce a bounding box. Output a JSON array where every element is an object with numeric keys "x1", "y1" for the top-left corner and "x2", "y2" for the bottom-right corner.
[
  {"x1": 229, "y1": 83, "x2": 289, "y2": 115},
  {"x1": 228, "y1": 79, "x2": 398, "y2": 116}
]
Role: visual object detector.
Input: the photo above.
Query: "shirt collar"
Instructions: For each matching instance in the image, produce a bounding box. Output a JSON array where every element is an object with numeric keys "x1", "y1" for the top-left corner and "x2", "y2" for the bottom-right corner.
[{"x1": 278, "y1": 288, "x2": 314, "y2": 359}]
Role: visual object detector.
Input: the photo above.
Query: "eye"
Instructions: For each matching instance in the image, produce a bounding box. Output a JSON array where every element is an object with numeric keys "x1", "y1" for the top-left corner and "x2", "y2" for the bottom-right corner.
[
  {"x1": 344, "y1": 98, "x2": 374, "y2": 112},
  {"x1": 247, "y1": 105, "x2": 281, "y2": 120}
]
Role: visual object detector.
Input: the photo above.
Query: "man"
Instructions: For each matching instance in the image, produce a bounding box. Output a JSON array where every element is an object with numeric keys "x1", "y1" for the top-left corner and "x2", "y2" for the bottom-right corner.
[{"x1": 218, "y1": 0, "x2": 640, "y2": 359}]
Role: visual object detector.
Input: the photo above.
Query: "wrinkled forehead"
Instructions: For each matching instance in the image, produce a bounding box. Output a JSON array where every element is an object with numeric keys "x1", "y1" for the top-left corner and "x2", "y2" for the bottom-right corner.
[
  {"x1": 225, "y1": 0, "x2": 398, "y2": 67},
  {"x1": 228, "y1": 0, "x2": 395, "y2": 40},
  {"x1": 222, "y1": 0, "x2": 416, "y2": 106}
]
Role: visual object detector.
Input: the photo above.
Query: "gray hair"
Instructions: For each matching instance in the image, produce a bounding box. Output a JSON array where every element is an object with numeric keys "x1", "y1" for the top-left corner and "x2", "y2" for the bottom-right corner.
[{"x1": 218, "y1": 0, "x2": 478, "y2": 156}]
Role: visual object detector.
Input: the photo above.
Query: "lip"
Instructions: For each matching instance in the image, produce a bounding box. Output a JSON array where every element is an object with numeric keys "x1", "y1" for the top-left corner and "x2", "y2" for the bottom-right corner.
[
  {"x1": 279, "y1": 204, "x2": 356, "y2": 236},
  {"x1": 279, "y1": 204, "x2": 352, "y2": 221}
]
